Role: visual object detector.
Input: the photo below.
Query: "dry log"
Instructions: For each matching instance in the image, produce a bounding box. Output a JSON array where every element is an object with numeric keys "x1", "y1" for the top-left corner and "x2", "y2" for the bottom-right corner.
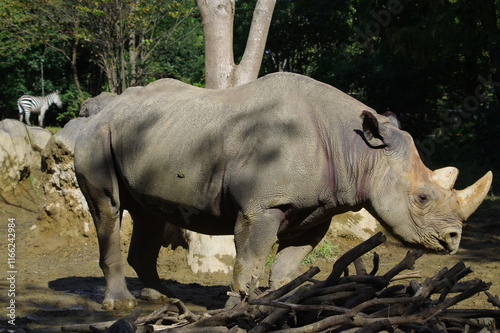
[
  {"x1": 248, "y1": 299, "x2": 349, "y2": 314},
  {"x1": 64, "y1": 235, "x2": 500, "y2": 333},
  {"x1": 353, "y1": 257, "x2": 367, "y2": 275},
  {"x1": 136, "y1": 303, "x2": 176, "y2": 325},
  {"x1": 382, "y1": 250, "x2": 423, "y2": 281},
  {"x1": 249, "y1": 285, "x2": 313, "y2": 333},
  {"x1": 390, "y1": 271, "x2": 422, "y2": 281},
  {"x1": 323, "y1": 232, "x2": 386, "y2": 287},
  {"x1": 170, "y1": 298, "x2": 205, "y2": 322},
  {"x1": 103, "y1": 307, "x2": 141, "y2": 333},
  {"x1": 62, "y1": 321, "x2": 118, "y2": 332},
  {"x1": 260, "y1": 266, "x2": 320, "y2": 301},
  {"x1": 485, "y1": 291, "x2": 500, "y2": 308},
  {"x1": 368, "y1": 252, "x2": 379, "y2": 276},
  {"x1": 157, "y1": 326, "x2": 229, "y2": 332}
]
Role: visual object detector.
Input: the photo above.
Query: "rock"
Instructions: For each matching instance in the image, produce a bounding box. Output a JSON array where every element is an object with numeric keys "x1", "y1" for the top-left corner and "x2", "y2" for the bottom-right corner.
[
  {"x1": 38, "y1": 118, "x2": 93, "y2": 239},
  {"x1": 0, "y1": 119, "x2": 52, "y2": 192},
  {"x1": 183, "y1": 231, "x2": 236, "y2": 274},
  {"x1": 329, "y1": 208, "x2": 379, "y2": 240},
  {"x1": 28, "y1": 126, "x2": 53, "y2": 152},
  {"x1": 37, "y1": 117, "x2": 134, "y2": 242},
  {"x1": 162, "y1": 210, "x2": 379, "y2": 275},
  {"x1": 79, "y1": 92, "x2": 117, "y2": 117}
]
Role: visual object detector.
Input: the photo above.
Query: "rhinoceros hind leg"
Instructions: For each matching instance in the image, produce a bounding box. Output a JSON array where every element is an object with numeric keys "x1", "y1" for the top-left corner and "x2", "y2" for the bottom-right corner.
[
  {"x1": 75, "y1": 126, "x2": 136, "y2": 310},
  {"x1": 270, "y1": 220, "x2": 330, "y2": 289},
  {"x1": 127, "y1": 210, "x2": 175, "y2": 298}
]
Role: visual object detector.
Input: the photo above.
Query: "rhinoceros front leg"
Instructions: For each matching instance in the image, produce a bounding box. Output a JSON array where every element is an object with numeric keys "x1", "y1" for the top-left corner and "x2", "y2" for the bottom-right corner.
[
  {"x1": 231, "y1": 209, "x2": 282, "y2": 297},
  {"x1": 270, "y1": 220, "x2": 330, "y2": 289},
  {"x1": 127, "y1": 209, "x2": 175, "y2": 301}
]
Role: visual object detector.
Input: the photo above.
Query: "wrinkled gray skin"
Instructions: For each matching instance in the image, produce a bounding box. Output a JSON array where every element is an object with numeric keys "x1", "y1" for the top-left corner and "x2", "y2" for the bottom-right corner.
[{"x1": 74, "y1": 73, "x2": 492, "y2": 310}]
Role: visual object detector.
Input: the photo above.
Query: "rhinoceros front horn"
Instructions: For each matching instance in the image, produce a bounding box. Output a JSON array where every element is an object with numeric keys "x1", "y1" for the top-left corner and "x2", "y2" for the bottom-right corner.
[
  {"x1": 457, "y1": 171, "x2": 493, "y2": 220},
  {"x1": 433, "y1": 167, "x2": 459, "y2": 189}
]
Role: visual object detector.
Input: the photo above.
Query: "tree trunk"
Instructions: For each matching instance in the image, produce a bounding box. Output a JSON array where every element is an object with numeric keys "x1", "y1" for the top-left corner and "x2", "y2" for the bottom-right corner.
[
  {"x1": 166, "y1": 0, "x2": 277, "y2": 276},
  {"x1": 129, "y1": 27, "x2": 138, "y2": 87},
  {"x1": 233, "y1": 0, "x2": 276, "y2": 86},
  {"x1": 197, "y1": 0, "x2": 236, "y2": 89},
  {"x1": 46, "y1": 37, "x2": 83, "y2": 99},
  {"x1": 102, "y1": 54, "x2": 119, "y2": 94},
  {"x1": 197, "y1": 0, "x2": 276, "y2": 89},
  {"x1": 70, "y1": 38, "x2": 83, "y2": 98}
]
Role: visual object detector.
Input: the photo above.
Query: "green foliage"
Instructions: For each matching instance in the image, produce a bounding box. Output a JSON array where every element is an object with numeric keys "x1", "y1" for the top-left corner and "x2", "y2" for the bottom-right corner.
[
  {"x1": 0, "y1": 0, "x2": 499, "y2": 186},
  {"x1": 0, "y1": 0, "x2": 203, "y2": 126},
  {"x1": 56, "y1": 87, "x2": 91, "y2": 125},
  {"x1": 301, "y1": 240, "x2": 339, "y2": 265}
]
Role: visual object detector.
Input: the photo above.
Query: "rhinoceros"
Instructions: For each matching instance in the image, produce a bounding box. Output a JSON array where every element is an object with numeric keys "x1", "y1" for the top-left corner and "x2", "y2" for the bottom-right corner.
[{"x1": 74, "y1": 73, "x2": 492, "y2": 310}]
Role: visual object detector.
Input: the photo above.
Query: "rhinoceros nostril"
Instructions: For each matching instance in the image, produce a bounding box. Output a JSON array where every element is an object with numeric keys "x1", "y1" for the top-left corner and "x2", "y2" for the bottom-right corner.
[{"x1": 449, "y1": 232, "x2": 459, "y2": 242}]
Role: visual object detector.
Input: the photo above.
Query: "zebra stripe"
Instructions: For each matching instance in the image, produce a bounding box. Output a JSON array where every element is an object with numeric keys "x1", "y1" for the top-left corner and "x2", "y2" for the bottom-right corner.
[{"x1": 17, "y1": 91, "x2": 62, "y2": 127}]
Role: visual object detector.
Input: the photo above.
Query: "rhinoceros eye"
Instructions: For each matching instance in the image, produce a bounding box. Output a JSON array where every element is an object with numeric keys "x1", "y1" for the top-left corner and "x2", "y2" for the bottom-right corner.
[{"x1": 417, "y1": 194, "x2": 429, "y2": 204}]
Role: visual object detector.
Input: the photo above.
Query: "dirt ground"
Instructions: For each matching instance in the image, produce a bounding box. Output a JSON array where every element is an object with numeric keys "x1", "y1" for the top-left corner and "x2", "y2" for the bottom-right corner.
[{"x1": 1, "y1": 180, "x2": 499, "y2": 333}]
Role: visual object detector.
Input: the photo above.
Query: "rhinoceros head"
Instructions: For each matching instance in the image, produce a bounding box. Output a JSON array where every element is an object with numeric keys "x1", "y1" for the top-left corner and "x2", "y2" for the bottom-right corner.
[{"x1": 361, "y1": 111, "x2": 492, "y2": 254}]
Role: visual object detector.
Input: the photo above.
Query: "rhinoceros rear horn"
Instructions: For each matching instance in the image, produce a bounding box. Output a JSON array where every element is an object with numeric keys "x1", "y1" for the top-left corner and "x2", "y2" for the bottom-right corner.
[{"x1": 457, "y1": 171, "x2": 493, "y2": 220}]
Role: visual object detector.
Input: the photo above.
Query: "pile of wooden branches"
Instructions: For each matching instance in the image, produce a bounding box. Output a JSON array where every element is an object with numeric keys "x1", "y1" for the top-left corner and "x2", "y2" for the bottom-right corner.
[{"x1": 62, "y1": 232, "x2": 500, "y2": 333}]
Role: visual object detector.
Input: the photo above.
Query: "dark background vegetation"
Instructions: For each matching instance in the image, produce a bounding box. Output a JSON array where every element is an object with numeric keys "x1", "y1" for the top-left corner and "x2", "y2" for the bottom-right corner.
[{"x1": 1, "y1": 0, "x2": 499, "y2": 191}]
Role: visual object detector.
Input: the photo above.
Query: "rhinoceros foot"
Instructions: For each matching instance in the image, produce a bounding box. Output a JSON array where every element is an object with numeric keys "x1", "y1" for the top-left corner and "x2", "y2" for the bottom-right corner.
[
  {"x1": 102, "y1": 291, "x2": 138, "y2": 310},
  {"x1": 139, "y1": 288, "x2": 169, "y2": 303}
]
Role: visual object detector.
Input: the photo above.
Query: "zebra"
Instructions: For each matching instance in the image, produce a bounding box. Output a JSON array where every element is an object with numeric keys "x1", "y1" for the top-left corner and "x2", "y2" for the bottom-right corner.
[{"x1": 17, "y1": 91, "x2": 63, "y2": 127}]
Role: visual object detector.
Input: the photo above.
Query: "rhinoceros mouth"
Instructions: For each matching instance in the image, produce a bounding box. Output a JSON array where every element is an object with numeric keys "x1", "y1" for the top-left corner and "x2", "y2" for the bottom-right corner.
[
  {"x1": 436, "y1": 237, "x2": 452, "y2": 253},
  {"x1": 431, "y1": 234, "x2": 459, "y2": 254}
]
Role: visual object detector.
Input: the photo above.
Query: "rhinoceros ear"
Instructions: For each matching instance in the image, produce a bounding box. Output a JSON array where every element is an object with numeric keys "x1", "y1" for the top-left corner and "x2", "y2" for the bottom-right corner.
[
  {"x1": 361, "y1": 110, "x2": 388, "y2": 148},
  {"x1": 383, "y1": 111, "x2": 401, "y2": 129}
]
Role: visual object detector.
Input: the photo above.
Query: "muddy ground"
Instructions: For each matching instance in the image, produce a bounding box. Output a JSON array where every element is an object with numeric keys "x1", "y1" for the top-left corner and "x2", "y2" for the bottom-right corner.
[{"x1": 1, "y1": 180, "x2": 499, "y2": 333}]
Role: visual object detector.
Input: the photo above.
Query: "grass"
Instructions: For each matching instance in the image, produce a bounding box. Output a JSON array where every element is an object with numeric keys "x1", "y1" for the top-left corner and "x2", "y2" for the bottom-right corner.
[
  {"x1": 44, "y1": 126, "x2": 62, "y2": 134},
  {"x1": 28, "y1": 173, "x2": 44, "y2": 198},
  {"x1": 264, "y1": 240, "x2": 339, "y2": 266},
  {"x1": 301, "y1": 240, "x2": 339, "y2": 265}
]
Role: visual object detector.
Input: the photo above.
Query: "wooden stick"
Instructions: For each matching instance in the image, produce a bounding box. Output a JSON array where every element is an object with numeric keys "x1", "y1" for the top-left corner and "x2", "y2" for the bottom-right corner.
[
  {"x1": 248, "y1": 298, "x2": 349, "y2": 314},
  {"x1": 62, "y1": 306, "x2": 142, "y2": 332},
  {"x1": 96, "y1": 307, "x2": 141, "y2": 333},
  {"x1": 62, "y1": 321, "x2": 117, "y2": 332},
  {"x1": 354, "y1": 257, "x2": 367, "y2": 275},
  {"x1": 249, "y1": 285, "x2": 312, "y2": 333},
  {"x1": 323, "y1": 232, "x2": 386, "y2": 287},
  {"x1": 308, "y1": 281, "x2": 358, "y2": 296},
  {"x1": 438, "y1": 266, "x2": 474, "y2": 301},
  {"x1": 93, "y1": 237, "x2": 498, "y2": 333},
  {"x1": 368, "y1": 252, "x2": 379, "y2": 276},
  {"x1": 382, "y1": 250, "x2": 423, "y2": 282},
  {"x1": 260, "y1": 266, "x2": 320, "y2": 301},
  {"x1": 171, "y1": 298, "x2": 204, "y2": 322},
  {"x1": 136, "y1": 303, "x2": 176, "y2": 324},
  {"x1": 485, "y1": 291, "x2": 500, "y2": 308},
  {"x1": 390, "y1": 271, "x2": 422, "y2": 281},
  {"x1": 158, "y1": 326, "x2": 230, "y2": 332}
]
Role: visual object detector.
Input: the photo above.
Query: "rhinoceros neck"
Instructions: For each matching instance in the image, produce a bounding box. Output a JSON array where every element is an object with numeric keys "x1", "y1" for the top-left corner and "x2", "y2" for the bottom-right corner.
[{"x1": 321, "y1": 117, "x2": 382, "y2": 210}]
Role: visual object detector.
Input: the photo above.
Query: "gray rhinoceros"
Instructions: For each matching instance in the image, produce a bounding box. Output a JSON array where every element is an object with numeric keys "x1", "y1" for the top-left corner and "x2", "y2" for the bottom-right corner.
[{"x1": 74, "y1": 73, "x2": 492, "y2": 310}]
